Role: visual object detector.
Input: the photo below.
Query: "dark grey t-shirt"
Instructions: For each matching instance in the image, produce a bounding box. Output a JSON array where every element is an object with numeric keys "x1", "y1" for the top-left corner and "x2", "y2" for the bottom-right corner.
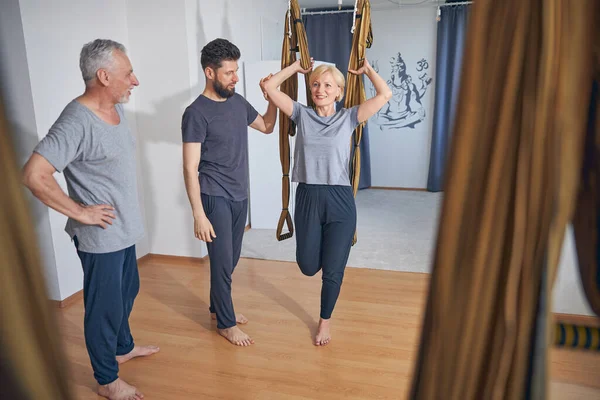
[
  {"x1": 33, "y1": 100, "x2": 144, "y2": 254},
  {"x1": 181, "y1": 93, "x2": 258, "y2": 201},
  {"x1": 290, "y1": 101, "x2": 360, "y2": 186}
]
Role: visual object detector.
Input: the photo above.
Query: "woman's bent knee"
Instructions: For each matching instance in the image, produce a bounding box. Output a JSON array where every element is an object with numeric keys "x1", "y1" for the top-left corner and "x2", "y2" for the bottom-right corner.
[{"x1": 297, "y1": 260, "x2": 320, "y2": 277}]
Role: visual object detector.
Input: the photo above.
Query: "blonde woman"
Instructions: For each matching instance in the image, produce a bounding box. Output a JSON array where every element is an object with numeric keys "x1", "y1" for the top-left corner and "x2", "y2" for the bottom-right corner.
[{"x1": 263, "y1": 58, "x2": 391, "y2": 346}]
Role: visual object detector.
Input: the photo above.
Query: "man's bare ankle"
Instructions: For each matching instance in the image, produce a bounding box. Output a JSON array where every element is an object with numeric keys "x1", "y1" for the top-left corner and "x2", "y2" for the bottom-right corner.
[{"x1": 97, "y1": 377, "x2": 143, "y2": 399}]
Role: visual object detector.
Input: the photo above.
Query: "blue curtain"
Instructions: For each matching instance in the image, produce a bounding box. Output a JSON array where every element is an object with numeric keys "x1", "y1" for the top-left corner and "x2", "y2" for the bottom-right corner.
[
  {"x1": 303, "y1": 11, "x2": 372, "y2": 189},
  {"x1": 426, "y1": 5, "x2": 470, "y2": 192}
]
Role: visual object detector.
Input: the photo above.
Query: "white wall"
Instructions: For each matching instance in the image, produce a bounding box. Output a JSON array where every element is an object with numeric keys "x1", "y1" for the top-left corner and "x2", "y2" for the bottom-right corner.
[
  {"x1": 366, "y1": 7, "x2": 438, "y2": 188},
  {"x1": 245, "y1": 61, "x2": 286, "y2": 230},
  {"x1": 553, "y1": 227, "x2": 594, "y2": 316},
  {"x1": 0, "y1": 0, "x2": 60, "y2": 300},
  {"x1": 125, "y1": 0, "x2": 197, "y2": 257}
]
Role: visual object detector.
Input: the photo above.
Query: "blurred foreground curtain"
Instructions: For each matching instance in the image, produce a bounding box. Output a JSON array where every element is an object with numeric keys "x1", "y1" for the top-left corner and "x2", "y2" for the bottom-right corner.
[
  {"x1": 410, "y1": 0, "x2": 599, "y2": 399},
  {"x1": 0, "y1": 98, "x2": 73, "y2": 399}
]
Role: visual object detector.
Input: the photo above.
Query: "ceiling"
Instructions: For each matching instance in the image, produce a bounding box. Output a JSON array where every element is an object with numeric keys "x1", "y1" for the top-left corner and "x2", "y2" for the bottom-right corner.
[{"x1": 297, "y1": 0, "x2": 447, "y2": 10}]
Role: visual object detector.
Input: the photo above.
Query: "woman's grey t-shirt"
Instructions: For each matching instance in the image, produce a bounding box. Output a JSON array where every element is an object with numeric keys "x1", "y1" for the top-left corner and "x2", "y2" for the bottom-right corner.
[
  {"x1": 33, "y1": 100, "x2": 144, "y2": 254},
  {"x1": 290, "y1": 101, "x2": 360, "y2": 186}
]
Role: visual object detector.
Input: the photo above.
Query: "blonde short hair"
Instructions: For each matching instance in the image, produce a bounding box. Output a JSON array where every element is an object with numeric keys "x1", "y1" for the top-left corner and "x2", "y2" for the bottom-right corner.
[{"x1": 309, "y1": 64, "x2": 346, "y2": 102}]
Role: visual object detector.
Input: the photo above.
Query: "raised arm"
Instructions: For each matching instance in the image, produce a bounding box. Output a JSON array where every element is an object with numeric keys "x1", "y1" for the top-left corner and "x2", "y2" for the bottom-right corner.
[
  {"x1": 349, "y1": 58, "x2": 392, "y2": 124},
  {"x1": 263, "y1": 59, "x2": 313, "y2": 117},
  {"x1": 249, "y1": 77, "x2": 278, "y2": 135}
]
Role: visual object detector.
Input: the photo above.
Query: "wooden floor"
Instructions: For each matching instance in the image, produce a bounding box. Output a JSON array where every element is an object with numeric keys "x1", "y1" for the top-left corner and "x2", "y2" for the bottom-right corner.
[{"x1": 57, "y1": 256, "x2": 600, "y2": 399}]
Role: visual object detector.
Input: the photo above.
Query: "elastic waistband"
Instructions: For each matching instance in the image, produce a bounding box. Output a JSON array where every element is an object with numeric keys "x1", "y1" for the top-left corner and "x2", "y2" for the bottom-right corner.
[{"x1": 297, "y1": 183, "x2": 352, "y2": 189}]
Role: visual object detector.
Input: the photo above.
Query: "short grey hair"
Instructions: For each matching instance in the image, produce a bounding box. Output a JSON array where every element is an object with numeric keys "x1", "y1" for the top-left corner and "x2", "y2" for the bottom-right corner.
[{"x1": 79, "y1": 39, "x2": 126, "y2": 83}]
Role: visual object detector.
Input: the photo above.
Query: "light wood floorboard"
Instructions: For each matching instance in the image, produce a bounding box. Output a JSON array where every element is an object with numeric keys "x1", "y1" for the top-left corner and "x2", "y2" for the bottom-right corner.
[{"x1": 56, "y1": 256, "x2": 600, "y2": 399}]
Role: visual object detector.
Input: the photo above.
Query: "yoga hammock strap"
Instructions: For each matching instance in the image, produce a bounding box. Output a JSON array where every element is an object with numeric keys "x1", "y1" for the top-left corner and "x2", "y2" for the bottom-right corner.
[
  {"x1": 344, "y1": 0, "x2": 373, "y2": 246},
  {"x1": 276, "y1": 0, "x2": 313, "y2": 242}
]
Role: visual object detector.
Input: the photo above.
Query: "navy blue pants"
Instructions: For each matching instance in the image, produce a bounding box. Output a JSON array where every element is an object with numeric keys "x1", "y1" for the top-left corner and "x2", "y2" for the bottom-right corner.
[
  {"x1": 201, "y1": 194, "x2": 248, "y2": 329},
  {"x1": 74, "y1": 237, "x2": 139, "y2": 385},
  {"x1": 294, "y1": 184, "x2": 357, "y2": 319}
]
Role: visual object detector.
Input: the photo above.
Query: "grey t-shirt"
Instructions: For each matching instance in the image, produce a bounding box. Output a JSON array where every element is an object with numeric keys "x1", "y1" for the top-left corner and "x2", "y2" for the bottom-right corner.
[
  {"x1": 290, "y1": 101, "x2": 360, "y2": 186},
  {"x1": 181, "y1": 93, "x2": 258, "y2": 201},
  {"x1": 34, "y1": 100, "x2": 144, "y2": 254}
]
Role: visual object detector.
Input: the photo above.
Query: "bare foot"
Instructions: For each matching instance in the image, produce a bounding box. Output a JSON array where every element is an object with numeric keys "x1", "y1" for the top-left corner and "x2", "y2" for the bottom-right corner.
[
  {"x1": 218, "y1": 325, "x2": 254, "y2": 346},
  {"x1": 98, "y1": 378, "x2": 144, "y2": 400},
  {"x1": 116, "y1": 345, "x2": 160, "y2": 365},
  {"x1": 211, "y1": 313, "x2": 249, "y2": 324},
  {"x1": 314, "y1": 318, "x2": 331, "y2": 346}
]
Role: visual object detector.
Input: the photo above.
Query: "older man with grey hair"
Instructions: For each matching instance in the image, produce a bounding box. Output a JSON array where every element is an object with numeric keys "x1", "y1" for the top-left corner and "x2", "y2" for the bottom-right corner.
[{"x1": 23, "y1": 39, "x2": 158, "y2": 400}]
